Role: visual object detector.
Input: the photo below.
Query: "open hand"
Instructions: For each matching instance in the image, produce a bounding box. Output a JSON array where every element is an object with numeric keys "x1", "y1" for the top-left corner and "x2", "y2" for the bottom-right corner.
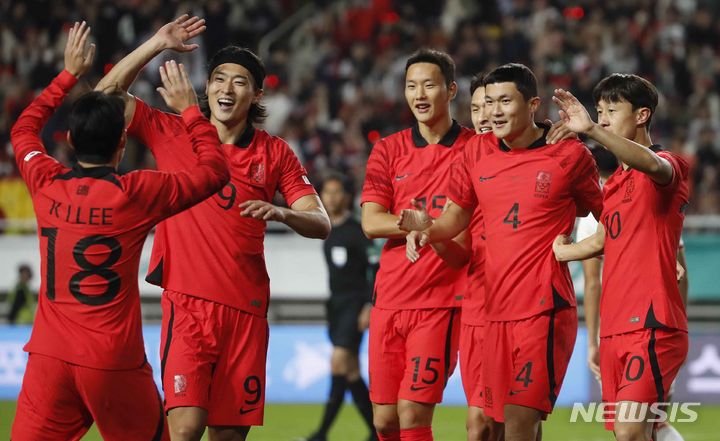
[
  {"x1": 64, "y1": 21, "x2": 95, "y2": 78},
  {"x1": 397, "y1": 198, "x2": 433, "y2": 232},
  {"x1": 157, "y1": 60, "x2": 198, "y2": 113},
  {"x1": 152, "y1": 14, "x2": 206, "y2": 52},
  {"x1": 552, "y1": 89, "x2": 595, "y2": 134},
  {"x1": 545, "y1": 118, "x2": 578, "y2": 144}
]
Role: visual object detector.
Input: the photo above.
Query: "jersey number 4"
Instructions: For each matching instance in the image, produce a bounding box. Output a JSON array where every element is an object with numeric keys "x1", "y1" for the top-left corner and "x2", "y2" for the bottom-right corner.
[
  {"x1": 503, "y1": 202, "x2": 522, "y2": 229},
  {"x1": 41, "y1": 227, "x2": 122, "y2": 306}
]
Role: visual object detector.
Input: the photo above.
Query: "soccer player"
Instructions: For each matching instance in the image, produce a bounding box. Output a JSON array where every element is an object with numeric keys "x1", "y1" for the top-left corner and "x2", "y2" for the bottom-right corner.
[
  {"x1": 552, "y1": 75, "x2": 690, "y2": 441},
  {"x1": 301, "y1": 173, "x2": 377, "y2": 441},
  {"x1": 398, "y1": 63, "x2": 603, "y2": 441},
  {"x1": 96, "y1": 16, "x2": 331, "y2": 441},
  {"x1": 11, "y1": 21, "x2": 229, "y2": 440},
  {"x1": 361, "y1": 49, "x2": 474, "y2": 441}
]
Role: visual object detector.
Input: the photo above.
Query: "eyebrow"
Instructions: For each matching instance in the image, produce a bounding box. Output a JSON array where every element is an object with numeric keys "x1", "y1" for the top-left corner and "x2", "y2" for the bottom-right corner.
[
  {"x1": 485, "y1": 94, "x2": 511, "y2": 100},
  {"x1": 213, "y1": 70, "x2": 250, "y2": 81}
]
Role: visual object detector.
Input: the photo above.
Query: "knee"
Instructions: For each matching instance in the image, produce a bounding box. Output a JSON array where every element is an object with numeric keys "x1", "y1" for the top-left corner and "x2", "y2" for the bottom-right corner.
[
  {"x1": 397, "y1": 402, "x2": 433, "y2": 428},
  {"x1": 613, "y1": 425, "x2": 648, "y2": 441},
  {"x1": 170, "y1": 422, "x2": 205, "y2": 441},
  {"x1": 373, "y1": 414, "x2": 400, "y2": 434}
]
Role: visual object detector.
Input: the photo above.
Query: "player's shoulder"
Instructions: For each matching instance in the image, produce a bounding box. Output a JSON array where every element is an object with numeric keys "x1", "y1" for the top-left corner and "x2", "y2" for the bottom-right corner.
[
  {"x1": 550, "y1": 137, "x2": 593, "y2": 164},
  {"x1": 132, "y1": 96, "x2": 185, "y2": 135},
  {"x1": 377, "y1": 128, "x2": 413, "y2": 151}
]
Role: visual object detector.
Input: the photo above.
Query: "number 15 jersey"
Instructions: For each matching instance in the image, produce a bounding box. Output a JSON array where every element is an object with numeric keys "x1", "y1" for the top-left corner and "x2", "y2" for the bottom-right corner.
[{"x1": 451, "y1": 131, "x2": 603, "y2": 321}]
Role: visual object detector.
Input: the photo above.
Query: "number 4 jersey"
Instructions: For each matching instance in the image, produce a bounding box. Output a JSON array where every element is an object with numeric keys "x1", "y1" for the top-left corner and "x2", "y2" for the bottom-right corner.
[
  {"x1": 450, "y1": 131, "x2": 603, "y2": 321},
  {"x1": 11, "y1": 71, "x2": 229, "y2": 370}
]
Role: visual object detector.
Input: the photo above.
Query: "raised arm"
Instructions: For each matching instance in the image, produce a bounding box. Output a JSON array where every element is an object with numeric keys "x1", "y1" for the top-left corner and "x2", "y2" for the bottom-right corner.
[
  {"x1": 94, "y1": 14, "x2": 205, "y2": 124},
  {"x1": 552, "y1": 88, "x2": 673, "y2": 185},
  {"x1": 11, "y1": 21, "x2": 95, "y2": 192},
  {"x1": 553, "y1": 222, "x2": 606, "y2": 262}
]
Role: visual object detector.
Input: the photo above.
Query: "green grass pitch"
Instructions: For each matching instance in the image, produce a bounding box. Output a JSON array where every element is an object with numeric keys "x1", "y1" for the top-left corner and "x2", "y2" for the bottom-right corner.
[{"x1": 2, "y1": 401, "x2": 719, "y2": 440}]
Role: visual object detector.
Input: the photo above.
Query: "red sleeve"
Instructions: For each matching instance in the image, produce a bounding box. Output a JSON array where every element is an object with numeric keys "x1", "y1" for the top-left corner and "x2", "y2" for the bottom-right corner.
[
  {"x1": 361, "y1": 140, "x2": 393, "y2": 209},
  {"x1": 277, "y1": 141, "x2": 317, "y2": 206},
  {"x1": 10, "y1": 70, "x2": 76, "y2": 194},
  {"x1": 127, "y1": 96, "x2": 185, "y2": 151},
  {"x1": 448, "y1": 140, "x2": 478, "y2": 211},
  {"x1": 124, "y1": 105, "x2": 230, "y2": 220},
  {"x1": 654, "y1": 151, "x2": 688, "y2": 192},
  {"x1": 570, "y1": 142, "x2": 603, "y2": 219}
]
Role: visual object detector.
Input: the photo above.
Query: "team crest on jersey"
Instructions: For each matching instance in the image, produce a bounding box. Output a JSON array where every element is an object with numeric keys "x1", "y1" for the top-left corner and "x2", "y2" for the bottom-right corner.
[
  {"x1": 535, "y1": 171, "x2": 552, "y2": 198},
  {"x1": 174, "y1": 374, "x2": 187, "y2": 395},
  {"x1": 623, "y1": 176, "x2": 635, "y2": 202},
  {"x1": 250, "y1": 163, "x2": 264, "y2": 183}
]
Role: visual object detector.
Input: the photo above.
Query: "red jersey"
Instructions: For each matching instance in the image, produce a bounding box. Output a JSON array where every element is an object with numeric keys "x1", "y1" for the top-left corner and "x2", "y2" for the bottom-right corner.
[
  {"x1": 451, "y1": 131, "x2": 603, "y2": 321},
  {"x1": 599, "y1": 147, "x2": 689, "y2": 337},
  {"x1": 462, "y1": 209, "x2": 486, "y2": 325},
  {"x1": 361, "y1": 122, "x2": 474, "y2": 310},
  {"x1": 11, "y1": 70, "x2": 229, "y2": 369},
  {"x1": 129, "y1": 98, "x2": 316, "y2": 316}
]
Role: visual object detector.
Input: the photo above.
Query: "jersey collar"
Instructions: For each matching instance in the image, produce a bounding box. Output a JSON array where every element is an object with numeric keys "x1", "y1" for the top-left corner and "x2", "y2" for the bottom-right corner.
[
  {"x1": 53, "y1": 164, "x2": 122, "y2": 189},
  {"x1": 411, "y1": 120, "x2": 461, "y2": 148},
  {"x1": 650, "y1": 144, "x2": 664, "y2": 152},
  {"x1": 498, "y1": 122, "x2": 550, "y2": 152},
  {"x1": 233, "y1": 124, "x2": 255, "y2": 148}
]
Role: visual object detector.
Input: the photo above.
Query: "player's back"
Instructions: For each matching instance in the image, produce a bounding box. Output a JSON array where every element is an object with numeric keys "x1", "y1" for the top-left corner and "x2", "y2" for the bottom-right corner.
[{"x1": 26, "y1": 165, "x2": 174, "y2": 369}]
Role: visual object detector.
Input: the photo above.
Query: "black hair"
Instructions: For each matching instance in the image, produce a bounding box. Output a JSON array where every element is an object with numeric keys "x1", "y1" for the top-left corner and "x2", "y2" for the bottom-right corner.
[
  {"x1": 591, "y1": 146, "x2": 619, "y2": 176},
  {"x1": 592, "y1": 73, "x2": 659, "y2": 128},
  {"x1": 483, "y1": 63, "x2": 538, "y2": 100},
  {"x1": 470, "y1": 72, "x2": 485, "y2": 96},
  {"x1": 322, "y1": 171, "x2": 354, "y2": 196},
  {"x1": 200, "y1": 46, "x2": 268, "y2": 124},
  {"x1": 68, "y1": 92, "x2": 125, "y2": 163},
  {"x1": 405, "y1": 48, "x2": 456, "y2": 87}
]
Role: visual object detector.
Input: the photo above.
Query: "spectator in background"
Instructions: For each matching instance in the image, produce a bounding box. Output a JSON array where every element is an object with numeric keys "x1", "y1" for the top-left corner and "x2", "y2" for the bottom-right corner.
[
  {"x1": 6, "y1": 264, "x2": 35, "y2": 324},
  {"x1": 301, "y1": 173, "x2": 377, "y2": 441}
]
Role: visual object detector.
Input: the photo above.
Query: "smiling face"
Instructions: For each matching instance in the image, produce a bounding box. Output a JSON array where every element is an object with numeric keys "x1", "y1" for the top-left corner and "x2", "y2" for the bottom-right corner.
[
  {"x1": 596, "y1": 98, "x2": 646, "y2": 140},
  {"x1": 484, "y1": 81, "x2": 538, "y2": 141},
  {"x1": 470, "y1": 86, "x2": 491, "y2": 134},
  {"x1": 404, "y1": 62, "x2": 456, "y2": 127},
  {"x1": 206, "y1": 63, "x2": 263, "y2": 127}
]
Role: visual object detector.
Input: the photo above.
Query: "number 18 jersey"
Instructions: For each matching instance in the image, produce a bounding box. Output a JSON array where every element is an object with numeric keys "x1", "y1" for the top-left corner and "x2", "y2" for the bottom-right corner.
[{"x1": 451, "y1": 131, "x2": 603, "y2": 321}]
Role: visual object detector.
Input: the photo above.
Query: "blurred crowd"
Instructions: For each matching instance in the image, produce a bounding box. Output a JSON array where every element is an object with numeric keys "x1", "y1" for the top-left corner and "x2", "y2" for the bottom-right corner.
[{"x1": 1, "y1": 0, "x2": 720, "y2": 229}]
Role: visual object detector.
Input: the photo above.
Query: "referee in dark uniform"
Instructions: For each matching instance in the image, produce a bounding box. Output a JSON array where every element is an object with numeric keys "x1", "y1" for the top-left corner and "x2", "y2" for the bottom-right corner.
[{"x1": 303, "y1": 173, "x2": 377, "y2": 441}]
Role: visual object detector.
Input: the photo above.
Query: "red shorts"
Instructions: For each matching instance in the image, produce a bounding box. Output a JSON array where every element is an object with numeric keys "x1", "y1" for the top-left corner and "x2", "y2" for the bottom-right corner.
[
  {"x1": 599, "y1": 328, "x2": 688, "y2": 430},
  {"x1": 483, "y1": 307, "x2": 577, "y2": 423},
  {"x1": 460, "y1": 322, "x2": 486, "y2": 408},
  {"x1": 368, "y1": 307, "x2": 460, "y2": 404},
  {"x1": 160, "y1": 290, "x2": 269, "y2": 426},
  {"x1": 12, "y1": 353, "x2": 167, "y2": 441}
]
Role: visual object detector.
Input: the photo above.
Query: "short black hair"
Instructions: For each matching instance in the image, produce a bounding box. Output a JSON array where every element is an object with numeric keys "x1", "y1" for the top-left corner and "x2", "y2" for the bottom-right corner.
[
  {"x1": 322, "y1": 171, "x2": 354, "y2": 196},
  {"x1": 470, "y1": 73, "x2": 485, "y2": 96},
  {"x1": 68, "y1": 92, "x2": 125, "y2": 164},
  {"x1": 592, "y1": 74, "x2": 659, "y2": 128},
  {"x1": 590, "y1": 146, "x2": 619, "y2": 176},
  {"x1": 200, "y1": 46, "x2": 268, "y2": 124},
  {"x1": 483, "y1": 63, "x2": 538, "y2": 100},
  {"x1": 405, "y1": 49, "x2": 455, "y2": 87}
]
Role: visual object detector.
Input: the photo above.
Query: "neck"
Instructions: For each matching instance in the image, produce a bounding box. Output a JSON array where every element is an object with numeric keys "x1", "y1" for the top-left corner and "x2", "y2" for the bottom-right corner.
[
  {"x1": 418, "y1": 114, "x2": 453, "y2": 145},
  {"x1": 212, "y1": 117, "x2": 248, "y2": 144},
  {"x1": 502, "y1": 120, "x2": 544, "y2": 149},
  {"x1": 329, "y1": 210, "x2": 350, "y2": 226},
  {"x1": 622, "y1": 128, "x2": 653, "y2": 170},
  {"x1": 77, "y1": 161, "x2": 115, "y2": 169}
]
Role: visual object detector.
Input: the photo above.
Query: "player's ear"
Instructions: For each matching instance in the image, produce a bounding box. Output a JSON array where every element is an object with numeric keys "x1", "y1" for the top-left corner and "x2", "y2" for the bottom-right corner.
[
  {"x1": 253, "y1": 88, "x2": 264, "y2": 104},
  {"x1": 636, "y1": 107, "x2": 651, "y2": 127},
  {"x1": 529, "y1": 96, "x2": 541, "y2": 113},
  {"x1": 448, "y1": 81, "x2": 458, "y2": 100},
  {"x1": 205, "y1": 80, "x2": 209, "y2": 96},
  {"x1": 66, "y1": 131, "x2": 75, "y2": 149},
  {"x1": 117, "y1": 129, "x2": 127, "y2": 150}
]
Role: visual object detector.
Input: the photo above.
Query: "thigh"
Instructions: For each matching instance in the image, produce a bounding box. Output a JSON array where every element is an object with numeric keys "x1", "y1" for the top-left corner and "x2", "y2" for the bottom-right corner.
[
  {"x1": 207, "y1": 311, "x2": 268, "y2": 427},
  {"x1": 368, "y1": 307, "x2": 405, "y2": 404},
  {"x1": 482, "y1": 320, "x2": 513, "y2": 423},
  {"x1": 505, "y1": 307, "x2": 577, "y2": 417},
  {"x1": 78, "y1": 362, "x2": 168, "y2": 441},
  {"x1": 460, "y1": 322, "x2": 485, "y2": 408},
  {"x1": 328, "y1": 296, "x2": 364, "y2": 352},
  {"x1": 11, "y1": 353, "x2": 91, "y2": 441},
  {"x1": 160, "y1": 291, "x2": 219, "y2": 413},
  {"x1": 398, "y1": 308, "x2": 460, "y2": 404}
]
